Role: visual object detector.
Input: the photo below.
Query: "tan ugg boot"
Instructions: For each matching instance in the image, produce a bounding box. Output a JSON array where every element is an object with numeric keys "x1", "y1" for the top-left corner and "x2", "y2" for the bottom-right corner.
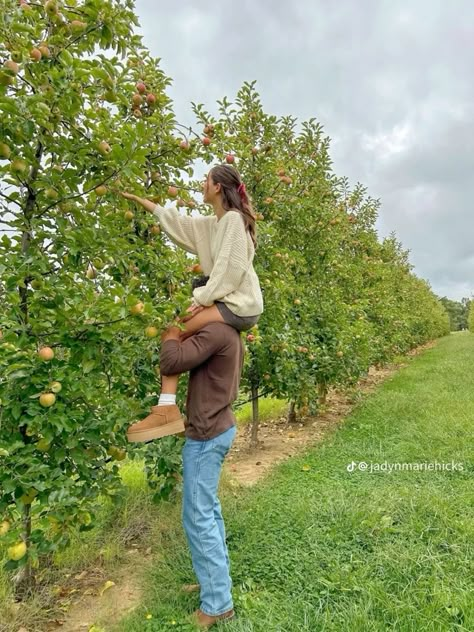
[{"x1": 126, "y1": 404, "x2": 185, "y2": 443}]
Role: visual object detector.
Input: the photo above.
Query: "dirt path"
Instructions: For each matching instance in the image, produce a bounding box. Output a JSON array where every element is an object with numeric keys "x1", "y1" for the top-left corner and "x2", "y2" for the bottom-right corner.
[{"x1": 39, "y1": 342, "x2": 436, "y2": 631}]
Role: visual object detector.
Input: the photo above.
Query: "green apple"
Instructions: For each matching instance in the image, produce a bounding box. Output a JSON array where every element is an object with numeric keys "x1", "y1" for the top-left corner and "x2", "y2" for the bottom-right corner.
[{"x1": 8, "y1": 541, "x2": 27, "y2": 561}]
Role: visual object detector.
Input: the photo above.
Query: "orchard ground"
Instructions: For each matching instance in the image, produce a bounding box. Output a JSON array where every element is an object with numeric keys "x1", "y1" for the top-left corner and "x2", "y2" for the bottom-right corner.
[{"x1": 3, "y1": 333, "x2": 473, "y2": 631}]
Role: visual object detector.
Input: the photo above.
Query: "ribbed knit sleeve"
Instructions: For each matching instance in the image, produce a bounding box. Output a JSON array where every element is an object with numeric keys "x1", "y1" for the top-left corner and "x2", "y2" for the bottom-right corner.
[
  {"x1": 152, "y1": 204, "x2": 204, "y2": 254},
  {"x1": 192, "y1": 211, "x2": 250, "y2": 307}
]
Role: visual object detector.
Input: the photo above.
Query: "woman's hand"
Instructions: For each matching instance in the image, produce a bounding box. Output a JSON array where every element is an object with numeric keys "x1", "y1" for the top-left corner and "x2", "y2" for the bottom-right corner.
[
  {"x1": 177, "y1": 303, "x2": 205, "y2": 323},
  {"x1": 187, "y1": 303, "x2": 205, "y2": 316},
  {"x1": 121, "y1": 192, "x2": 157, "y2": 214},
  {"x1": 121, "y1": 192, "x2": 139, "y2": 202}
]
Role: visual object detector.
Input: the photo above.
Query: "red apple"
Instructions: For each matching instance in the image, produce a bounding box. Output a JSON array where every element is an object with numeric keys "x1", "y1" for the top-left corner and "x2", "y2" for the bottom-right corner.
[
  {"x1": 202, "y1": 137, "x2": 211, "y2": 146},
  {"x1": 146, "y1": 93, "x2": 156, "y2": 105},
  {"x1": 38, "y1": 346, "x2": 54, "y2": 361},
  {"x1": 167, "y1": 186, "x2": 178, "y2": 198},
  {"x1": 69, "y1": 20, "x2": 86, "y2": 33},
  {"x1": 29, "y1": 48, "x2": 42, "y2": 62},
  {"x1": 225, "y1": 154, "x2": 235, "y2": 164},
  {"x1": 4, "y1": 60, "x2": 20, "y2": 75},
  {"x1": 131, "y1": 93, "x2": 142, "y2": 106},
  {"x1": 136, "y1": 81, "x2": 146, "y2": 93},
  {"x1": 38, "y1": 44, "x2": 51, "y2": 58}
]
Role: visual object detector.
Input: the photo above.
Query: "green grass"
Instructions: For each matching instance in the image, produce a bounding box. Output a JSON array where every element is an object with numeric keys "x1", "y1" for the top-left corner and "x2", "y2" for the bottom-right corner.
[
  {"x1": 0, "y1": 460, "x2": 167, "y2": 631},
  {"x1": 234, "y1": 397, "x2": 288, "y2": 425},
  {"x1": 0, "y1": 401, "x2": 286, "y2": 631},
  {"x1": 115, "y1": 332, "x2": 474, "y2": 631}
]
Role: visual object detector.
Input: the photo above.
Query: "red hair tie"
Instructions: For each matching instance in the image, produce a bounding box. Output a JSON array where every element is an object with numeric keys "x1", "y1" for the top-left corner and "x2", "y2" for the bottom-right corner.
[{"x1": 237, "y1": 182, "x2": 246, "y2": 197}]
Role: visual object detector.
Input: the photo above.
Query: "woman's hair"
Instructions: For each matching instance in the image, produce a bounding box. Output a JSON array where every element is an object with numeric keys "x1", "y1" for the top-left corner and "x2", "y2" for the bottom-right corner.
[{"x1": 209, "y1": 164, "x2": 257, "y2": 248}]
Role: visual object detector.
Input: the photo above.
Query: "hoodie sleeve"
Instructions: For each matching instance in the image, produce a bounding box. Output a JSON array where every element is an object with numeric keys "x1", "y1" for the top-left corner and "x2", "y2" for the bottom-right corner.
[
  {"x1": 152, "y1": 204, "x2": 209, "y2": 254},
  {"x1": 160, "y1": 325, "x2": 227, "y2": 375}
]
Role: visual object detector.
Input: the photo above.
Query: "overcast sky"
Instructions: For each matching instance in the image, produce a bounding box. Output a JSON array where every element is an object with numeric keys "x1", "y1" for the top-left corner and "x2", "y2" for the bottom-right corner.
[{"x1": 135, "y1": 0, "x2": 473, "y2": 301}]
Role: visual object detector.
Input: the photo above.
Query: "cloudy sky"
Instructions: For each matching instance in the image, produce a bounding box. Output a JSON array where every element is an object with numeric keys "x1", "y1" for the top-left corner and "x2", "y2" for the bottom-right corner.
[{"x1": 135, "y1": 0, "x2": 473, "y2": 301}]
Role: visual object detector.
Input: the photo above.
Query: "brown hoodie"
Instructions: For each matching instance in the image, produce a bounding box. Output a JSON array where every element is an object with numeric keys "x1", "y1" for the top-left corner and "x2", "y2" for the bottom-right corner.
[{"x1": 160, "y1": 322, "x2": 244, "y2": 440}]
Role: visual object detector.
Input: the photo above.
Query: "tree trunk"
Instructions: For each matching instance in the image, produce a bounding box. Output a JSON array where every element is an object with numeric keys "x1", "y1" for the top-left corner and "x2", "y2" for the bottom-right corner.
[
  {"x1": 15, "y1": 142, "x2": 43, "y2": 595},
  {"x1": 249, "y1": 382, "x2": 259, "y2": 449},
  {"x1": 287, "y1": 400, "x2": 296, "y2": 424},
  {"x1": 13, "y1": 503, "x2": 35, "y2": 597},
  {"x1": 317, "y1": 382, "x2": 328, "y2": 405}
]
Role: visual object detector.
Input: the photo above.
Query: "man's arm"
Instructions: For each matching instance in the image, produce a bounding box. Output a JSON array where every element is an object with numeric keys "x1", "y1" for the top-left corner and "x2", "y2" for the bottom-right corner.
[{"x1": 160, "y1": 325, "x2": 226, "y2": 375}]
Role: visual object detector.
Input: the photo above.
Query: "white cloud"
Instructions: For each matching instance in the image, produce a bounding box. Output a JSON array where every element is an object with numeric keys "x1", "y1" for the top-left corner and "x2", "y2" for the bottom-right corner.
[{"x1": 134, "y1": 0, "x2": 474, "y2": 300}]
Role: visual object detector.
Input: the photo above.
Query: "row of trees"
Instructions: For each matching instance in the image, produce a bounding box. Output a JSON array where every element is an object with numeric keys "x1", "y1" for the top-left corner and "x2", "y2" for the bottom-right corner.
[
  {"x1": 440, "y1": 297, "x2": 471, "y2": 331},
  {"x1": 0, "y1": 0, "x2": 449, "y2": 593}
]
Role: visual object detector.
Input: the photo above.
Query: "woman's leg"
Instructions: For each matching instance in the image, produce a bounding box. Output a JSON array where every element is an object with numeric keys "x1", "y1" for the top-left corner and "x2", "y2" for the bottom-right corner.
[
  {"x1": 159, "y1": 305, "x2": 226, "y2": 396},
  {"x1": 177, "y1": 304, "x2": 226, "y2": 341}
]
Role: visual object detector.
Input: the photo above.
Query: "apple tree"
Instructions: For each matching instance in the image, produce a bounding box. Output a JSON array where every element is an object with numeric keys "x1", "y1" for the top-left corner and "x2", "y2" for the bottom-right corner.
[{"x1": 0, "y1": 0, "x2": 200, "y2": 592}]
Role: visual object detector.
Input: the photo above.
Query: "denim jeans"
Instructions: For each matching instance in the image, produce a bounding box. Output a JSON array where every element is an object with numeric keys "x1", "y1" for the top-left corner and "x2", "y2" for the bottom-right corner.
[{"x1": 182, "y1": 424, "x2": 236, "y2": 616}]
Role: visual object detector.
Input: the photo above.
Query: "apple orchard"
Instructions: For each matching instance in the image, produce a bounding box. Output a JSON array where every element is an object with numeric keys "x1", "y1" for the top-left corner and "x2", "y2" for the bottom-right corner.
[{"x1": 0, "y1": 0, "x2": 449, "y2": 591}]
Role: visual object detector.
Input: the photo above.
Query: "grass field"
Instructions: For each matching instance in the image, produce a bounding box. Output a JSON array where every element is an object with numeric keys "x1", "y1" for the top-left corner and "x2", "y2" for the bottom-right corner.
[
  {"x1": 116, "y1": 332, "x2": 474, "y2": 631},
  {"x1": 1, "y1": 333, "x2": 473, "y2": 631}
]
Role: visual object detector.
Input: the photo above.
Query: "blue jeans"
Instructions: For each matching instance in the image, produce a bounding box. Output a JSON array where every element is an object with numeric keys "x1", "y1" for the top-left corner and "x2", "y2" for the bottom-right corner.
[{"x1": 182, "y1": 424, "x2": 236, "y2": 616}]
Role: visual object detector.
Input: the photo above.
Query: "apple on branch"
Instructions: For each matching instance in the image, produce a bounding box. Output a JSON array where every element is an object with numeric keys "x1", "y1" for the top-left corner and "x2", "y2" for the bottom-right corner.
[{"x1": 38, "y1": 346, "x2": 54, "y2": 361}]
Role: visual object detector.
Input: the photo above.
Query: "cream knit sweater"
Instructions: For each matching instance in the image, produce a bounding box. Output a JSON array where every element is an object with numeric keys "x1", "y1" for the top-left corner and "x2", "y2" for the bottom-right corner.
[{"x1": 152, "y1": 204, "x2": 264, "y2": 317}]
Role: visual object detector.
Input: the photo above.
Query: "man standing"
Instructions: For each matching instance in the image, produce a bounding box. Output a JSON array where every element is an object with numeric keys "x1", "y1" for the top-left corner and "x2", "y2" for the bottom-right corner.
[{"x1": 160, "y1": 321, "x2": 243, "y2": 628}]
